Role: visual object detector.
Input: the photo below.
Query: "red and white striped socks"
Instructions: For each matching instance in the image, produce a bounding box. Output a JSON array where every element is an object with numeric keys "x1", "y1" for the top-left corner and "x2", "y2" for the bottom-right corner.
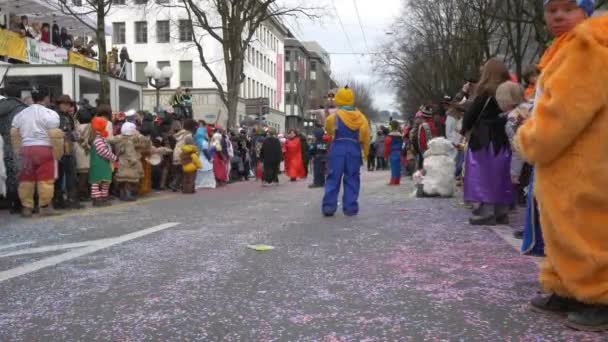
[{"x1": 91, "y1": 182, "x2": 110, "y2": 199}]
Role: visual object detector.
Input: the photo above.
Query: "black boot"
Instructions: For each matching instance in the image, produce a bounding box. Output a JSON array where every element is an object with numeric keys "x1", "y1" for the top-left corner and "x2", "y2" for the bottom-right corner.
[
  {"x1": 469, "y1": 215, "x2": 497, "y2": 226},
  {"x1": 53, "y1": 192, "x2": 67, "y2": 209},
  {"x1": 530, "y1": 294, "x2": 585, "y2": 316},
  {"x1": 513, "y1": 230, "x2": 524, "y2": 239},
  {"x1": 67, "y1": 189, "x2": 83, "y2": 209},
  {"x1": 566, "y1": 305, "x2": 608, "y2": 331},
  {"x1": 119, "y1": 183, "x2": 127, "y2": 201}
]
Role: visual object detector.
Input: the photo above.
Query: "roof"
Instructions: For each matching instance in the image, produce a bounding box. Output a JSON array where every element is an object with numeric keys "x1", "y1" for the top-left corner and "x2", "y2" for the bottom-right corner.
[{"x1": 1, "y1": 0, "x2": 112, "y2": 35}]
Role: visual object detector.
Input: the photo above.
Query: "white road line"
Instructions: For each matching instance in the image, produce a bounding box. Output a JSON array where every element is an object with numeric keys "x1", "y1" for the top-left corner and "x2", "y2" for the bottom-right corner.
[
  {"x1": 0, "y1": 241, "x2": 35, "y2": 252},
  {"x1": 0, "y1": 240, "x2": 111, "y2": 258},
  {"x1": 0, "y1": 222, "x2": 180, "y2": 283}
]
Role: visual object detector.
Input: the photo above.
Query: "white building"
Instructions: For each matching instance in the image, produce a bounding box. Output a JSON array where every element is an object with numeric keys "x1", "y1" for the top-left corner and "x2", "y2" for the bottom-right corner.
[{"x1": 106, "y1": 1, "x2": 288, "y2": 131}]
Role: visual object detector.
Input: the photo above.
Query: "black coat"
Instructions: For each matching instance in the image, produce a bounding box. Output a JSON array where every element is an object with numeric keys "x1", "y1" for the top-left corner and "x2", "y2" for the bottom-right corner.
[
  {"x1": 260, "y1": 136, "x2": 282, "y2": 164},
  {"x1": 461, "y1": 95, "x2": 509, "y2": 152}
]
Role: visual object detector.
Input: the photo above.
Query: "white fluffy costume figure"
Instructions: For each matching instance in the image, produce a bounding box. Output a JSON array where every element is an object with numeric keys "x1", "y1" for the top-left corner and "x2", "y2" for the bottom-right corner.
[{"x1": 417, "y1": 137, "x2": 456, "y2": 197}]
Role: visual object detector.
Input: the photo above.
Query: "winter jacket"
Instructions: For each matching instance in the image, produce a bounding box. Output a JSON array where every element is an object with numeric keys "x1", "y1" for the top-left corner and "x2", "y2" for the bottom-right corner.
[
  {"x1": 505, "y1": 104, "x2": 531, "y2": 178},
  {"x1": 172, "y1": 130, "x2": 192, "y2": 165},
  {"x1": 260, "y1": 136, "x2": 282, "y2": 164},
  {"x1": 74, "y1": 123, "x2": 92, "y2": 172},
  {"x1": 108, "y1": 134, "x2": 151, "y2": 183},
  {"x1": 375, "y1": 135, "x2": 385, "y2": 157}
]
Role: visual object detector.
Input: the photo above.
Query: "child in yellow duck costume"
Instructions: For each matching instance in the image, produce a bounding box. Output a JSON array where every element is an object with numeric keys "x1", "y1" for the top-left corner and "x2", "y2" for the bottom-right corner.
[
  {"x1": 181, "y1": 136, "x2": 202, "y2": 194},
  {"x1": 516, "y1": 0, "x2": 608, "y2": 331}
]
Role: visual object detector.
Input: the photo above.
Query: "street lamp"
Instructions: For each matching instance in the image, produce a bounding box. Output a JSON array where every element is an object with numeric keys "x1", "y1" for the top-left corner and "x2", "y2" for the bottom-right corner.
[{"x1": 144, "y1": 65, "x2": 173, "y2": 113}]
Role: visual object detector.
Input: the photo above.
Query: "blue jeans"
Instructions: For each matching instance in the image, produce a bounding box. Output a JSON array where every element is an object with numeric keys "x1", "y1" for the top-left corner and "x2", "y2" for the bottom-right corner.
[{"x1": 455, "y1": 149, "x2": 464, "y2": 177}]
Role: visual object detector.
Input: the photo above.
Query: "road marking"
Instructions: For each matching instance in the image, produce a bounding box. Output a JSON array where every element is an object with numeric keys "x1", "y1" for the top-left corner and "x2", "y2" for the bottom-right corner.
[
  {"x1": 0, "y1": 241, "x2": 35, "y2": 252},
  {"x1": 0, "y1": 240, "x2": 110, "y2": 258},
  {"x1": 0, "y1": 222, "x2": 180, "y2": 283}
]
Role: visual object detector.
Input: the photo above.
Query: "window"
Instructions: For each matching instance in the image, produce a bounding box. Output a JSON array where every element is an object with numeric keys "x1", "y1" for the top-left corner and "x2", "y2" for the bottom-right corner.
[
  {"x1": 112, "y1": 22, "x2": 126, "y2": 44},
  {"x1": 179, "y1": 61, "x2": 193, "y2": 87},
  {"x1": 112, "y1": 0, "x2": 125, "y2": 5},
  {"x1": 72, "y1": 0, "x2": 82, "y2": 6},
  {"x1": 156, "y1": 20, "x2": 170, "y2": 43},
  {"x1": 247, "y1": 78, "x2": 251, "y2": 98},
  {"x1": 179, "y1": 20, "x2": 193, "y2": 42},
  {"x1": 157, "y1": 61, "x2": 170, "y2": 71},
  {"x1": 135, "y1": 62, "x2": 148, "y2": 85},
  {"x1": 134, "y1": 0, "x2": 147, "y2": 3},
  {"x1": 135, "y1": 21, "x2": 147, "y2": 43},
  {"x1": 156, "y1": 0, "x2": 169, "y2": 3}
]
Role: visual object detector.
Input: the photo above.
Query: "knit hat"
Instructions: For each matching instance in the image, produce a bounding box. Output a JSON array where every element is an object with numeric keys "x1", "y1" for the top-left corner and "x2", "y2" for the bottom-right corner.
[
  {"x1": 544, "y1": 0, "x2": 595, "y2": 16},
  {"x1": 421, "y1": 106, "x2": 433, "y2": 117},
  {"x1": 91, "y1": 116, "x2": 108, "y2": 137},
  {"x1": 334, "y1": 86, "x2": 355, "y2": 107},
  {"x1": 120, "y1": 122, "x2": 137, "y2": 136}
]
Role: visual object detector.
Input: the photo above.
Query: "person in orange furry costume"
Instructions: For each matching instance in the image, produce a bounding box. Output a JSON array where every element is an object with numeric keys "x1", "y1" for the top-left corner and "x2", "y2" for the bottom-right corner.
[{"x1": 516, "y1": 0, "x2": 608, "y2": 331}]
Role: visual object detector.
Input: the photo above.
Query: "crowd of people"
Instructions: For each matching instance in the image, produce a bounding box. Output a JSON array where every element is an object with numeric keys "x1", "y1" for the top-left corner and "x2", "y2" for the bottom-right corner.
[{"x1": 0, "y1": 88, "x2": 334, "y2": 215}]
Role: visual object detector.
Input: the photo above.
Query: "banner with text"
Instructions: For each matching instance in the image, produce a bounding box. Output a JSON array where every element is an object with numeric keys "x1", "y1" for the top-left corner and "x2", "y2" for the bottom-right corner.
[
  {"x1": 0, "y1": 29, "x2": 27, "y2": 62},
  {"x1": 68, "y1": 51, "x2": 98, "y2": 71},
  {"x1": 26, "y1": 38, "x2": 68, "y2": 65}
]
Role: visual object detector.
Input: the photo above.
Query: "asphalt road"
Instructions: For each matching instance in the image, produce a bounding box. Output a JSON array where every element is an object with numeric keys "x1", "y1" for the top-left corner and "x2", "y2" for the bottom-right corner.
[{"x1": 0, "y1": 171, "x2": 605, "y2": 341}]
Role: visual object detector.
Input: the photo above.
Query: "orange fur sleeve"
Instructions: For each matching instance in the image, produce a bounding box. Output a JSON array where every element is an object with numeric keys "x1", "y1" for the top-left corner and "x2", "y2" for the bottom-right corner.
[{"x1": 516, "y1": 21, "x2": 608, "y2": 165}]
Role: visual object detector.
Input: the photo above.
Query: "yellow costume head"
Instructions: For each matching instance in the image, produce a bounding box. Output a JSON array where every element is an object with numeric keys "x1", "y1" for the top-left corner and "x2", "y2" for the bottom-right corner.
[{"x1": 334, "y1": 87, "x2": 355, "y2": 107}]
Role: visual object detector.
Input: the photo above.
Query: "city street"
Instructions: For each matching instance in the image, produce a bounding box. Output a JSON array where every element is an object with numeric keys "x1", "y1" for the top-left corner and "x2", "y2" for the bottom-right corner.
[{"x1": 0, "y1": 171, "x2": 605, "y2": 341}]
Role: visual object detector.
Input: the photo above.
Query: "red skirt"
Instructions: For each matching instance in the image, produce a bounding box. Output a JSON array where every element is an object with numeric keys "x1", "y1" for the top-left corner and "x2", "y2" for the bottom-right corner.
[{"x1": 213, "y1": 154, "x2": 228, "y2": 181}]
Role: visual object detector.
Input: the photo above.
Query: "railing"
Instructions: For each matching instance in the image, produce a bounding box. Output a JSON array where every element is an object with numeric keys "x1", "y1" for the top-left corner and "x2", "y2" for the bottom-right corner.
[{"x1": 0, "y1": 29, "x2": 98, "y2": 71}]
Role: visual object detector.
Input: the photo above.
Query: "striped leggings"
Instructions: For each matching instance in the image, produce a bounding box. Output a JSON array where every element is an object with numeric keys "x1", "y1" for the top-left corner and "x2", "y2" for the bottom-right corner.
[{"x1": 91, "y1": 182, "x2": 110, "y2": 199}]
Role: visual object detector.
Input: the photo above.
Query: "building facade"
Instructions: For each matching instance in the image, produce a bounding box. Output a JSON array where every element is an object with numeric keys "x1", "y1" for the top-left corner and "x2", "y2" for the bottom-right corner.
[
  {"x1": 283, "y1": 38, "x2": 335, "y2": 131},
  {"x1": 105, "y1": 2, "x2": 287, "y2": 131}
]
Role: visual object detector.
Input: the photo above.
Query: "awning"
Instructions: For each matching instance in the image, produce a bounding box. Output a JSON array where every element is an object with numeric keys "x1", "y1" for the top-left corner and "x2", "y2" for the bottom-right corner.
[{"x1": 0, "y1": 0, "x2": 112, "y2": 36}]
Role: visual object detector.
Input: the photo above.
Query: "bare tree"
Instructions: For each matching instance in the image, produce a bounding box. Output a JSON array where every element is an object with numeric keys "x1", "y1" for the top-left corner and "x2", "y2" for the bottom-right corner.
[
  {"x1": 55, "y1": 0, "x2": 113, "y2": 104},
  {"x1": 174, "y1": 0, "x2": 317, "y2": 128}
]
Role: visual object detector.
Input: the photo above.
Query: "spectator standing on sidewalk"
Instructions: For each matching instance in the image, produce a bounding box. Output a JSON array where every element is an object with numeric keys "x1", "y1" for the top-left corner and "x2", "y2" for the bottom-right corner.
[
  {"x1": 260, "y1": 128, "x2": 283, "y2": 186},
  {"x1": 10, "y1": 88, "x2": 61, "y2": 217},
  {"x1": 374, "y1": 130, "x2": 386, "y2": 170},
  {"x1": 308, "y1": 124, "x2": 329, "y2": 188},
  {"x1": 516, "y1": 0, "x2": 608, "y2": 331},
  {"x1": 53, "y1": 95, "x2": 82, "y2": 210}
]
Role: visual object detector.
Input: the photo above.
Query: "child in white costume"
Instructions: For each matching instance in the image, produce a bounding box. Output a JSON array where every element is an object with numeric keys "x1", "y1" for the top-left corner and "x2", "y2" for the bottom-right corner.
[{"x1": 416, "y1": 137, "x2": 456, "y2": 197}]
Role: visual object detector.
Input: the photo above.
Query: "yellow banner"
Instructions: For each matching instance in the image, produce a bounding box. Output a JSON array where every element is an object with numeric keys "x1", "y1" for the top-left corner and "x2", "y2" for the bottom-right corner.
[
  {"x1": 68, "y1": 51, "x2": 98, "y2": 71},
  {"x1": 0, "y1": 29, "x2": 27, "y2": 61}
]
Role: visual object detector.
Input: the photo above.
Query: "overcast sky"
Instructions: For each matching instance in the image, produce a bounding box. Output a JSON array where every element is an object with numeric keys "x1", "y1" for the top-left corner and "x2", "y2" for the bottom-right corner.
[{"x1": 284, "y1": 0, "x2": 402, "y2": 112}]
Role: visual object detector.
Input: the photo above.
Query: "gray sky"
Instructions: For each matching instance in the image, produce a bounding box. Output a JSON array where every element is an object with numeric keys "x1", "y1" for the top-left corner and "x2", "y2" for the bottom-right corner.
[{"x1": 284, "y1": 0, "x2": 402, "y2": 112}]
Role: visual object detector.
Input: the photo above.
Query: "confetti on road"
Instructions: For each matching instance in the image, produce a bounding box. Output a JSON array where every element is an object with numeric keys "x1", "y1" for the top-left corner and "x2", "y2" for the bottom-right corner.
[{"x1": 247, "y1": 244, "x2": 276, "y2": 251}]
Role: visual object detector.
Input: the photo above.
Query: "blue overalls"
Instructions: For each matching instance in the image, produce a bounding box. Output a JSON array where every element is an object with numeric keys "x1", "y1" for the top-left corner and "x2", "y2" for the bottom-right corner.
[
  {"x1": 388, "y1": 134, "x2": 403, "y2": 182},
  {"x1": 322, "y1": 114, "x2": 362, "y2": 216}
]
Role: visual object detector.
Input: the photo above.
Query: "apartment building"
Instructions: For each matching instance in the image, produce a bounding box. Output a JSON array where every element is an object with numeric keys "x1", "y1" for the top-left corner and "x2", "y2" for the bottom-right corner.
[{"x1": 106, "y1": 1, "x2": 287, "y2": 130}]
